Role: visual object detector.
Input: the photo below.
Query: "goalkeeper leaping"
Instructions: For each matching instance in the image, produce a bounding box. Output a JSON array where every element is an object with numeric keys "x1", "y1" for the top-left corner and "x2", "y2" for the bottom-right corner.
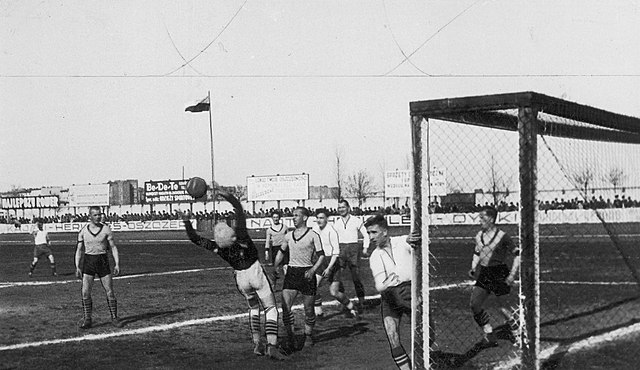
[{"x1": 181, "y1": 191, "x2": 287, "y2": 361}]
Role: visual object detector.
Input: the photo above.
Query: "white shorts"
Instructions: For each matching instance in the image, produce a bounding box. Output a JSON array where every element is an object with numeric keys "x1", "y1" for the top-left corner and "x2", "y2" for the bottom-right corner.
[{"x1": 234, "y1": 260, "x2": 274, "y2": 303}]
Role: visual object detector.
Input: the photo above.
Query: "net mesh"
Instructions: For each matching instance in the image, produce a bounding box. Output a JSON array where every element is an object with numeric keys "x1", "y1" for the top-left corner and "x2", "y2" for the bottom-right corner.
[{"x1": 411, "y1": 93, "x2": 640, "y2": 369}]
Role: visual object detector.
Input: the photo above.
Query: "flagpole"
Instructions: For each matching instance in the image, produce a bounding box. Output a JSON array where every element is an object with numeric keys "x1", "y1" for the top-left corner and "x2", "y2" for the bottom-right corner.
[{"x1": 207, "y1": 90, "x2": 216, "y2": 223}]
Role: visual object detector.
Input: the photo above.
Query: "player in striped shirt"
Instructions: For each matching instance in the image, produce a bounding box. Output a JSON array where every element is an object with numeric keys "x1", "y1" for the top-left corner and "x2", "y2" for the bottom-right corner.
[
  {"x1": 75, "y1": 206, "x2": 124, "y2": 329},
  {"x1": 182, "y1": 192, "x2": 287, "y2": 361},
  {"x1": 274, "y1": 206, "x2": 325, "y2": 351},
  {"x1": 469, "y1": 206, "x2": 520, "y2": 346},
  {"x1": 312, "y1": 208, "x2": 359, "y2": 319},
  {"x1": 265, "y1": 210, "x2": 289, "y2": 285}
]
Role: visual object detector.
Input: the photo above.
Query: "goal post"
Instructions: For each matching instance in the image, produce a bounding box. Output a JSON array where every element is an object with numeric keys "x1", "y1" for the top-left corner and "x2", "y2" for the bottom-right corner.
[{"x1": 409, "y1": 91, "x2": 640, "y2": 369}]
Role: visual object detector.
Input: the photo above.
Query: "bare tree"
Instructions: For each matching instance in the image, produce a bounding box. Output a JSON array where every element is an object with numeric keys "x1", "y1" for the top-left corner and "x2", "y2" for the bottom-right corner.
[
  {"x1": 229, "y1": 185, "x2": 247, "y2": 201},
  {"x1": 572, "y1": 167, "x2": 594, "y2": 196},
  {"x1": 347, "y1": 169, "x2": 374, "y2": 208},
  {"x1": 604, "y1": 167, "x2": 626, "y2": 192},
  {"x1": 487, "y1": 154, "x2": 512, "y2": 206},
  {"x1": 333, "y1": 147, "x2": 345, "y2": 200}
]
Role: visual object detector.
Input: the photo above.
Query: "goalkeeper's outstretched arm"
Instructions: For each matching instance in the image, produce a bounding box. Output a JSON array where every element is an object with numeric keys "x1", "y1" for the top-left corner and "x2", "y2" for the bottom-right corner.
[
  {"x1": 217, "y1": 191, "x2": 249, "y2": 241},
  {"x1": 183, "y1": 218, "x2": 218, "y2": 252}
]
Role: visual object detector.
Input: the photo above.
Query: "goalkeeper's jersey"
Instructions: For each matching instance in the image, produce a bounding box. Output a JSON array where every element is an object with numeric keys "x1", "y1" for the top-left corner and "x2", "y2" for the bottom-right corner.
[
  {"x1": 184, "y1": 193, "x2": 259, "y2": 271},
  {"x1": 217, "y1": 239, "x2": 259, "y2": 271}
]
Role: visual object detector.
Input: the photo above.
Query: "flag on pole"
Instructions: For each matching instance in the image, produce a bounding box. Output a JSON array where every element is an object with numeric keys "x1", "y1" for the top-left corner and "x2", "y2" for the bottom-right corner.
[{"x1": 185, "y1": 96, "x2": 210, "y2": 112}]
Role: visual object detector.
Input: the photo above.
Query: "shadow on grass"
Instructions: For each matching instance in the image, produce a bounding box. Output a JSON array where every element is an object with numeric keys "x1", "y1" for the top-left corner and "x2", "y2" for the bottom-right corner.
[
  {"x1": 540, "y1": 318, "x2": 640, "y2": 370},
  {"x1": 87, "y1": 309, "x2": 185, "y2": 328},
  {"x1": 540, "y1": 295, "x2": 640, "y2": 330},
  {"x1": 431, "y1": 325, "x2": 516, "y2": 369},
  {"x1": 314, "y1": 321, "x2": 369, "y2": 343}
]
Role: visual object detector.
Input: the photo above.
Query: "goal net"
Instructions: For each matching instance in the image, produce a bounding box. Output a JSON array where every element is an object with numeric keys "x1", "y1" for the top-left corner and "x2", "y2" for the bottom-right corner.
[{"x1": 409, "y1": 92, "x2": 640, "y2": 369}]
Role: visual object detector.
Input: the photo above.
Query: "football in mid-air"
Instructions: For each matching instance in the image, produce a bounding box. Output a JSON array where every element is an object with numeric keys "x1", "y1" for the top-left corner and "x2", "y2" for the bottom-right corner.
[{"x1": 186, "y1": 177, "x2": 208, "y2": 198}]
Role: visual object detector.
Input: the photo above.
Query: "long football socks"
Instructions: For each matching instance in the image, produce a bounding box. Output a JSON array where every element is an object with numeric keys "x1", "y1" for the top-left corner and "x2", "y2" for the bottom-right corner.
[
  {"x1": 282, "y1": 309, "x2": 295, "y2": 338},
  {"x1": 391, "y1": 345, "x2": 411, "y2": 370},
  {"x1": 249, "y1": 308, "x2": 261, "y2": 345},
  {"x1": 264, "y1": 306, "x2": 278, "y2": 346},
  {"x1": 107, "y1": 298, "x2": 118, "y2": 320}
]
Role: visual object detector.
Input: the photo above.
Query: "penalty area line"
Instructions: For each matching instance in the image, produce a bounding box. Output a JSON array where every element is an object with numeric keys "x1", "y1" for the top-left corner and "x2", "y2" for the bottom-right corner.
[
  {"x1": 495, "y1": 321, "x2": 640, "y2": 370},
  {"x1": 0, "y1": 293, "x2": 381, "y2": 352},
  {"x1": 0, "y1": 267, "x2": 230, "y2": 289}
]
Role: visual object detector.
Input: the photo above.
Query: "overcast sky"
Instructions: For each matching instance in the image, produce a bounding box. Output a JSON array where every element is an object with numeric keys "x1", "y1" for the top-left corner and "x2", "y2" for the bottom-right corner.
[{"x1": 2, "y1": 0, "x2": 639, "y2": 193}]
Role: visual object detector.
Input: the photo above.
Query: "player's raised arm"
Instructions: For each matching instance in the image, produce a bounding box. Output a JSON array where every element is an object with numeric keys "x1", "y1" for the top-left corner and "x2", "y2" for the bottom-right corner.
[
  {"x1": 181, "y1": 212, "x2": 218, "y2": 252},
  {"x1": 218, "y1": 191, "x2": 249, "y2": 240}
]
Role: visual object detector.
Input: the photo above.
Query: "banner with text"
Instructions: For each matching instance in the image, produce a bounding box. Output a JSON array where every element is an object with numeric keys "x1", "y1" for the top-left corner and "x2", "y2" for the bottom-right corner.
[
  {"x1": 0, "y1": 219, "x2": 197, "y2": 234},
  {"x1": 247, "y1": 174, "x2": 309, "y2": 201},
  {"x1": 145, "y1": 179, "x2": 197, "y2": 203},
  {"x1": 68, "y1": 184, "x2": 110, "y2": 207},
  {"x1": 384, "y1": 168, "x2": 447, "y2": 198},
  {"x1": 1, "y1": 195, "x2": 59, "y2": 209}
]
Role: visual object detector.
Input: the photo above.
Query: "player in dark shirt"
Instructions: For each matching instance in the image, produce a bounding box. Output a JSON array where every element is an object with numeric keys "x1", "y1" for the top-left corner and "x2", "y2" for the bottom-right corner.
[
  {"x1": 183, "y1": 191, "x2": 286, "y2": 361},
  {"x1": 468, "y1": 206, "x2": 520, "y2": 347}
]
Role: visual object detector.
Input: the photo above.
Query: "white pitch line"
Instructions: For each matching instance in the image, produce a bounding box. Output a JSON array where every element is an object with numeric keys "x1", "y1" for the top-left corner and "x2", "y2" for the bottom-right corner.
[
  {"x1": 542, "y1": 280, "x2": 638, "y2": 286},
  {"x1": 495, "y1": 322, "x2": 640, "y2": 370},
  {"x1": 0, "y1": 294, "x2": 381, "y2": 352},
  {"x1": 0, "y1": 281, "x2": 471, "y2": 351},
  {"x1": 0, "y1": 267, "x2": 230, "y2": 289}
]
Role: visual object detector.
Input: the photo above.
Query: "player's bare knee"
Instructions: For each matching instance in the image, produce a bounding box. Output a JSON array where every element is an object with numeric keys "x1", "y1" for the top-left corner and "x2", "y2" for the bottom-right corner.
[
  {"x1": 329, "y1": 284, "x2": 341, "y2": 297},
  {"x1": 247, "y1": 295, "x2": 260, "y2": 309},
  {"x1": 383, "y1": 318, "x2": 401, "y2": 347}
]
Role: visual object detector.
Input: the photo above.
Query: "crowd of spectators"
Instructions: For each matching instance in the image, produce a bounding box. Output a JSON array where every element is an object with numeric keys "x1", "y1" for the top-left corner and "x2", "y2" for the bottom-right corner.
[
  {"x1": 1, "y1": 194, "x2": 636, "y2": 225},
  {"x1": 538, "y1": 195, "x2": 638, "y2": 211}
]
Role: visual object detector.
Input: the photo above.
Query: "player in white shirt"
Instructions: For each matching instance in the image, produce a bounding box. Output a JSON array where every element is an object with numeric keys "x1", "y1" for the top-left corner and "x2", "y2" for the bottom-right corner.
[
  {"x1": 312, "y1": 208, "x2": 359, "y2": 319},
  {"x1": 334, "y1": 199, "x2": 370, "y2": 310},
  {"x1": 29, "y1": 221, "x2": 57, "y2": 277},
  {"x1": 366, "y1": 214, "x2": 418, "y2": 370}
]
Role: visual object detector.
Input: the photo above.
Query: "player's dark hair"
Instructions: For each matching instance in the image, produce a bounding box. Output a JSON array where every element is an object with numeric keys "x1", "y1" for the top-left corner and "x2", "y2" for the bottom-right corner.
[
  {"x1": 338, "y1": 199, "x2": 350, "y2": 208},
  {"x1": 295, "y1": 206, "x2": 310, "y2": 217},
  {"x1": 480, "y1": 206, "x2": 498, "y2": 221},
  {"x1": 315, "y1": 208, "x2": 329, "y2": 217},
  {"x1": 89, "y1": 206, "x2": 101, "y2": 213},
  {"x1": 271, "y1": 210, "x2": 282, "y2": 217},
  {"x1": 364, "y1": 214, "x2": 387, "y2": 230}
]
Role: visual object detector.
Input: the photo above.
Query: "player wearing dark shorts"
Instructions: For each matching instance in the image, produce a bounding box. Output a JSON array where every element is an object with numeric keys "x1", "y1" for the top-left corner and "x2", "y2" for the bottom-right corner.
[
  {"x1": 469, "y1": 206, "x2": 521, "y2": 347},
  {"x1": 366, "y1": 214, "x2": 418, "y2": 370},
  {"x1": 265, "y1": 211, "x2": 288, "y2": 265},
  {"x1": 182, "y1": 191, "x2": 286, "y2": 361},
  {"x1": 75, "y1": 206, "x2": 124, "y2": 329},
  {"x1": 335, "y1": 199, "x2": 370, "y2": 310},
  {"x1": 312, "y1": 208, "x2": 359, "y2": 319},
  {"x1": 274, "y1": 207, "x2": 324, "y2": 351}
]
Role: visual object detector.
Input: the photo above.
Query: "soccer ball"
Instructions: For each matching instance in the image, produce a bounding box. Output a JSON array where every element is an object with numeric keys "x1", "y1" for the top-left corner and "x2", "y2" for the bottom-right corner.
[{"x1": 186, "y1": 177, "x2": 208, "y2": 198}]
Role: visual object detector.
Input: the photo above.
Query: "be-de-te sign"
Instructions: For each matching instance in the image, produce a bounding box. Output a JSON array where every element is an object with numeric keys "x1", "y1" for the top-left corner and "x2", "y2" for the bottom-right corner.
[{"x1": 145, "y1": 180, "x2": 195, "y2": 203}]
